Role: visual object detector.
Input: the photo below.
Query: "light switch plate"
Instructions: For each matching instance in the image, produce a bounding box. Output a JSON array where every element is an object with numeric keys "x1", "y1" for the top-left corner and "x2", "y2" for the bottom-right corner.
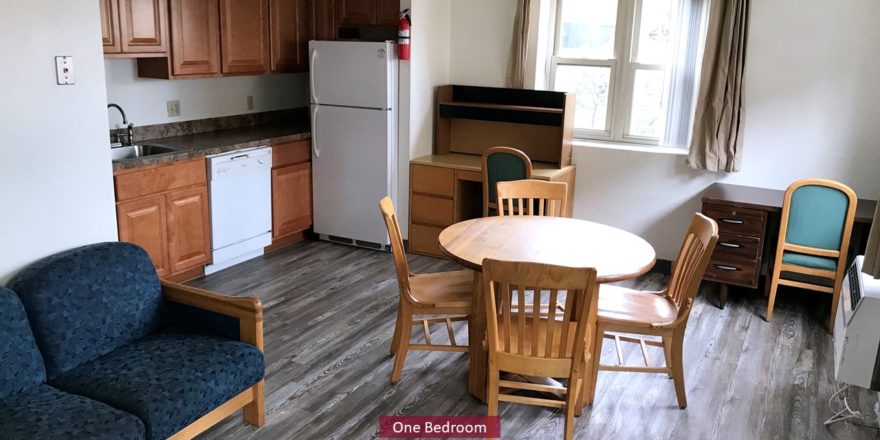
[
  {"x1": 167, "y1": 100, "x2": 181, "y2": 117},
  {"x1": 55, "y1": 56, "x2": 74, "y2": 85}
]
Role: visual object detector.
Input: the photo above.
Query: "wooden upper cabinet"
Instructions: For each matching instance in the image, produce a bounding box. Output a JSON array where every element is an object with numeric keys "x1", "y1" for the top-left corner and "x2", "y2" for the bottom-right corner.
[
  {"x1": 270, "y1": 0, "x2": 311, "y2": 73},
  {"x1": 100, "y1": 0, "x2": 122, "y2": 53},
  {"x1": 335, "y1": 0, "x2": 374, "y2": 26},
  {"x1": 117, "y1": 195, "x2": 170, "y2": 277},
  {"x1": 375, "y1": 0, "x2": 400, "y2": 27},
  {"x1": 221, "y1": 0, "x2": 271, "y2": 75},
  {"x1": 169, "y1": 0, "x2": 221, "y2": 76},
  {"x1": 165, "y1": 186, "x2": 212, "y2": 274},
  {"x1": 118, "y1": 0, "x2": 168, "y2": 53},
  {"x1": 311, "y1": 0, "x2": 336, "y2": 41}
]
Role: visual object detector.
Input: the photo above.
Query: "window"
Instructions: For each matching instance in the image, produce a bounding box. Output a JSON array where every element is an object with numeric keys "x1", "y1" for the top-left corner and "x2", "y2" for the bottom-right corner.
[{"x1": 549, "y1": 0, "x2": 676, "y2": 145}]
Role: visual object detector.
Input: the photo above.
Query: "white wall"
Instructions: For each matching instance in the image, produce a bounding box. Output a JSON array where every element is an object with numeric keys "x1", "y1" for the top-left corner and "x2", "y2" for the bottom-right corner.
[
  {"x1": 105, "y1": 59, "x2": 309, "y2": 127},
  {"x1": 449, "y1": 0, "x2": 880, "y2": 259},
  {"x1": 449, "y1": 0, "x2": 516, "y2": 88},
  {"x1": 0, "y1": 0, "x2": 118, "y2": 281}
]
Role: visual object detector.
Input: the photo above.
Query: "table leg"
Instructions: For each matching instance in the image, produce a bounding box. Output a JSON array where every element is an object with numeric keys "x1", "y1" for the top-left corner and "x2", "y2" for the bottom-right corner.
[{"x1": 468, "y1": 271, "x2": 487, "y2": 403}]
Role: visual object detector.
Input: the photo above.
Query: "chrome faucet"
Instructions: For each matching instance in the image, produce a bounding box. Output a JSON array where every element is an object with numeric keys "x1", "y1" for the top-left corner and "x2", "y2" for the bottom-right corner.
[{"x1": 108, "y1": 103, "x2": 135, "y2": 147}]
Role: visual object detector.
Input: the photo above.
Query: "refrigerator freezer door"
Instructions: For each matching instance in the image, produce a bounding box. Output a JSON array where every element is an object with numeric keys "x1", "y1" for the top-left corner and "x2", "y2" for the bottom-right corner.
[
  {"x1": 309, "y1": 40, "x2": 394, "y2": 109},
  {"x1": 312, "y1": 104, "x2": 394, "y2": 245}
]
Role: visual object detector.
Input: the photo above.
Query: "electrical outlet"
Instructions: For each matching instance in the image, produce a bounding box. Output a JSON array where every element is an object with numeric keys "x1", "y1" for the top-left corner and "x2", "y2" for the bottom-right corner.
[
  {"x1": 55, "y1": 56, "x2": 75, "y2": 85},
  {"x1": 246, "y1": 95, "x2": 255, "y2": 110},
  {"x1": 167, "y1": 100, "x2": 181, "y2": 117}
]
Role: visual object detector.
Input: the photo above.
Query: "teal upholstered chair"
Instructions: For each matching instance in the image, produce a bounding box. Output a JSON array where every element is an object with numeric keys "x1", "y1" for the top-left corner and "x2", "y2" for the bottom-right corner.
[
  {"x1": 766, "y1": 179, "x2": 857, "y2": 332},
  {"x1": 482, "y1": 146, "x2": 533, "y2": 217}
]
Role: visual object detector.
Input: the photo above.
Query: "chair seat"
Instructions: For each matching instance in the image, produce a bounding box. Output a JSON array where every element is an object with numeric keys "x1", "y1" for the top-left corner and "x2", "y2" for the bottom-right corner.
[
  {"x1": 782, "y1": 251, "x2": 838, "y2": 271},
  {"x1": 0, "y1": 384, "x2": 145, "y2": 440},
  {"x1": 50, "y1": 331, "x2": 264, "y2": 440},
  {"x1": 597, "y1": 285, "x2": 677, "y2": 327},
  {"x1": 410, "y1": 269, "x2": 473, "y2": 309}
]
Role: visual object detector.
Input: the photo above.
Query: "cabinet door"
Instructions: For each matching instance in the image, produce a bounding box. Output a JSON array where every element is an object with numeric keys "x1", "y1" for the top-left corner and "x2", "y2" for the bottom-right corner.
[
  {"x1": 311, "y1": 0, "x2": 336, "y2": 41},
  {"x1": 221, "y1": 0, "x2": 271, "y2": 74},
  {"x1": 117, "y1": 196, "x2": 169, "y2": 277},
  {"x1": 270, "y1": 0, "x2": 311, "y2": 73},
  {"x1": 166, "y1": 186, "x2": 212, "y2": 274},
  {"x1": 375, "y1": 0, "x2": 400, "y2": 27},
  {"x1": 169, "y1": 0, "x2": 221, "y2": 76},
  {"x1": 100, "y1": 0, "x2": 122, "y2": 53},
  {"x1": 335, "y1": 0, "x2": 373, "y2": 26},
  {"x1": 118, "y1": 0, "x2": 168, "y2": 53},
  {"x1": 272, "y1": 162, "x2": 312, "y2": 239}
]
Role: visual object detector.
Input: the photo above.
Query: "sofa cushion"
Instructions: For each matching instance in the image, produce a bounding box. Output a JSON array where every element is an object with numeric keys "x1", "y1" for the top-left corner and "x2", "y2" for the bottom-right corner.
[
  {"x1": 51, "y1": 331, "x2": 265, "y2": 440},
  {"x1": 7, "y1": 242, "x2": 164, "y2": 380},
  {"x1": 0, "y1": 384, "x2": 145, "y2": 440},
  {"x1": 0, "y1": 286, "x2": 46, "y2": 399}
]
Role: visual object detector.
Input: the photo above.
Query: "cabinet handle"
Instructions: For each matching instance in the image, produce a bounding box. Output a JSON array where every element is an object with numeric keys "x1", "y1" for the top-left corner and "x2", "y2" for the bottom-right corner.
[
  {"x1": 721, "y1": 218, "x2": 744, "y2": 224},
  {"x1": 719, "y1": 242, "x2": 742, "y2": 248},
  {"x1": 714, "y1": 264, "x2": 740, "y2": 271}
]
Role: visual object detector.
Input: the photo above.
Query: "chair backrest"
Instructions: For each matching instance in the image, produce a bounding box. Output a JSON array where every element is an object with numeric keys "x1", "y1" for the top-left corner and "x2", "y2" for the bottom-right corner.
[
  {"x1": 666, "y1": 213, "x2": 719, "y2": 323},
  {"x1": 482, "y1": 259, "x2": 598, "y2": 376},
  {"x1": 379, "y1": 197, "x2": 414, "y2": 304},
  {"x1": 0, "y1": 286, "x2": 47, "y2": 399},
  {"x1": 781, "y1": 179, "x2": 857, "y2": 253},
  {"x1": 7, "y1": 242, "x2": 164, "y2": 380},
  {"x1": 482, "y1": 146, "x2": 533, "y2": 216},
  {"x1": 496, "y1": 180, "x2": 568, "y2": 217}
]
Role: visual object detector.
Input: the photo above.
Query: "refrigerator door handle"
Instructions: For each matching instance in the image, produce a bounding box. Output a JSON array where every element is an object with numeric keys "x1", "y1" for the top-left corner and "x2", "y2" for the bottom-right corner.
[
  {"x1": 310, "y1": 48, "x2": 318, "y2": 104},
  {"x1": 311, "y1": 105, "x2": 320, "y2": 159}
]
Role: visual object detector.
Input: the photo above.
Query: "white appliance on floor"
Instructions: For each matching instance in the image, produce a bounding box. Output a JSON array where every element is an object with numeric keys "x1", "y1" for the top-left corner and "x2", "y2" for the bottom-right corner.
[
  {"x1": 834, "y1": 255, "x2": 880, "y2": 390},
  {"x1": 205, "y1": 147, "x2": 273, "y2": 275},
  {"x1": 309, "y1": 40, "x2": 397, "y2": 250}
]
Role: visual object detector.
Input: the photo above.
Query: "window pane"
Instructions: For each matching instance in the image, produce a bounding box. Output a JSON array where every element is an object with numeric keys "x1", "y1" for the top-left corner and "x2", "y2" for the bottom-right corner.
[
  {"x1": 554, "y1": 65, "x2": 611, "y2": 131},
  {"x1": 628, "y1": 69, "x2": 664, "y2": 138},
  {"x1": 558, "y1": 0, "x2": 619, "y2": 59},
  {"x1": 634, "y1": 0, "x2": 674, "y2": 64}
]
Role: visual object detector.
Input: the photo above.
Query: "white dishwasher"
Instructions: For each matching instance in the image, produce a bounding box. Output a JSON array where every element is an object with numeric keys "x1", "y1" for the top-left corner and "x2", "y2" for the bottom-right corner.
[{"x1": 205, "y1": 147, "x2": 272, "y2": 275}]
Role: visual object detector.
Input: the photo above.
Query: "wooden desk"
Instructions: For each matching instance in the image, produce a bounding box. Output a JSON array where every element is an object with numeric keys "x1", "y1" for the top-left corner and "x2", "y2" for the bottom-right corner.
[
  {"x1": 408, "y1": 153, "x2": 577, "y2": 258},
  {"x1": 701, "y1": 182, "x2": 876, "y2": 307},
  {"x1": 438, "y1": 216, "x2": 656, "y2": 403}
]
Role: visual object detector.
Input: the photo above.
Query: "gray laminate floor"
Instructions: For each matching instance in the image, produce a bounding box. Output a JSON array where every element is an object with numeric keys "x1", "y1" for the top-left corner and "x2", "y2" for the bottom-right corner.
[{"x1": 190, "y1": 240, "x2": 879, "y2": 440}]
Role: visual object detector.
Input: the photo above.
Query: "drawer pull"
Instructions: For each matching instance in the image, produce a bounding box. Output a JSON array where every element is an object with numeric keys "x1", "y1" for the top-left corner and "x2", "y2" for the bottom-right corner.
[
  {"x1": 719, "y1": 242, "x2": 742, "y2": 248},
  {"x1": 721, "y1": 218, "x2": 744, "y2": 224},
  {"x1": 714, "y1": 264, "x2": 740, "y2": 271}
]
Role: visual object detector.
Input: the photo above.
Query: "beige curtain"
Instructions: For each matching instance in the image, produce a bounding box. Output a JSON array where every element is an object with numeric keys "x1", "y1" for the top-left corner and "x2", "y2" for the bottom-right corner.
[
  {"x1": 687, "y1": 0, "x2": 750, "y2": 172},
  {"x1": 506, "y1": 0, "x2": 531, "y2": 88},
  {"x1": 863, "y1": 202, "x2": 880, "y2": 278}
]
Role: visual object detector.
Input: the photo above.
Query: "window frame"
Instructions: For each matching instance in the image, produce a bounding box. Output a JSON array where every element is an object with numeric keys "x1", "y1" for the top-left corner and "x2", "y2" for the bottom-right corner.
[{"x1": 548, "y1": 0, "x2": 668, "y2": 145}]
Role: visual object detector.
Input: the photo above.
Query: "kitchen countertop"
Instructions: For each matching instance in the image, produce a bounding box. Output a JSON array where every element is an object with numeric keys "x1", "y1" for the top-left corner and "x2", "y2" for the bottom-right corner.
[{"x1": 112, "y1": 122, "x2": 311, "y2": 171}]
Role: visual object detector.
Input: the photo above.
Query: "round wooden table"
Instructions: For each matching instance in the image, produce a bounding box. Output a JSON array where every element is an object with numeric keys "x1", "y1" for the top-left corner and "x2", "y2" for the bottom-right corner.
[{"x1": 438, "y1": 216, "x2": 657, "y2": 402}]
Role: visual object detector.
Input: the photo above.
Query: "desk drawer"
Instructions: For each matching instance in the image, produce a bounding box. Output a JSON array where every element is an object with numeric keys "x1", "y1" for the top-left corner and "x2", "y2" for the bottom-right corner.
[
  {"x1": 409, "y1": 224, "x2": 445, "y2": 257},
  {"x1": 702, "y1": 203, "x2": 766, "y2": 237},
  {"x1": 704, "y1": 257, "x2": 759, "y2": 288},
  {"x1": 411, "y1": 194, "x2": 454, "y2": 227},
  {"x1": 412, "y1": 164, "x2": 454, "y2": 198},
  {"x1": 714, "y1": 233, "x2": 761, "y2": 261}
]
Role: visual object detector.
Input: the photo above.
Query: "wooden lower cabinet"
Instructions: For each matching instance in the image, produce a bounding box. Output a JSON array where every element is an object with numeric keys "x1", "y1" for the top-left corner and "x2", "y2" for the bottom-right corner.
[
  {"x1": 166, "y1": 186, "x2": 211, "y2": 273},
  {"x1": 115, "y1": 158, "x2": 211, "y2": 280},
  {"x1": 117, "y1": 195, "x2": 170, "y2": 277},
  {"x1": 267, "y1": 139, "x2": 313, "y2": 252}
]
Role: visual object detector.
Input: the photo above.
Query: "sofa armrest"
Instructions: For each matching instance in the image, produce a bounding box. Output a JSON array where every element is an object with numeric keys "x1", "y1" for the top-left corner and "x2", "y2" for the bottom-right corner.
[{"x1": 161, "y1": 281, "x2": 264, "y2": 351}]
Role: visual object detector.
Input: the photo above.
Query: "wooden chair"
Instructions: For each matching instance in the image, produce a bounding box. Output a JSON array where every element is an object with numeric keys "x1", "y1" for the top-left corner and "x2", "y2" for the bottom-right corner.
[
  {"x1": 765, "y1": 179, "x2": 858, "y2": 332},
  {"x1": 482, "y1": 146, "x2": 533, "y2": 217},
  {"x1": 483, "y1": 259, "x2": 599, "y2": 440},
  {"x1": 496, "y1": 180, "x2": 568, "y2": 217},
  {"x1": 379, "y1": 197, "x2": 473, "y2": 384},
  {"x1": 585, "y1": 213, "x2": 718, "y2": 409}
]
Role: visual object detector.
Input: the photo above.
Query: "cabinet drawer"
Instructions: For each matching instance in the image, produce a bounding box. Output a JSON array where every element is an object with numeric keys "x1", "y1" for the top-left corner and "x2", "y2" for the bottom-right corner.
[
  {"x1": 409, "y1": 224, "x2": 445, "y2": 257},
  {"x1": 273, "y1": 139, "x2": 311, "y2": 168},
  {"x1": 411, "y1": 164, "x2": 454, "y2": 198},
  {"x1": 704, "y1": 257, "x2": 759, "y2": 288},
  {"x1": 115, "y1": 158, "x2": 207, "y2": 201},
  {"x1": 411, "y1": 195, "x2": 454, "y2": 227},
  {"x1": 714, "y1": 233, "x2": 761, "y2": 261},
  {"x1": 702, "y1": 203, "x2": 766, "y2": 237}
]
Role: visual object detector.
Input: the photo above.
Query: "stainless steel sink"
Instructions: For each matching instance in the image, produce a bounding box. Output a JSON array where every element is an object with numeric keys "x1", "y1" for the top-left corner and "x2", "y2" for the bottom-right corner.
[{"x1": 111, "y1": 144, "x2": 180, "y2": 162}]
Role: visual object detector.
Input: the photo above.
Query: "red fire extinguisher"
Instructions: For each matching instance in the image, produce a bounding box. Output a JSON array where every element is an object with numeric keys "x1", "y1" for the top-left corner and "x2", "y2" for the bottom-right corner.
[{"x1": 398, "y1": 9, "x2": 411, "y2": 61}]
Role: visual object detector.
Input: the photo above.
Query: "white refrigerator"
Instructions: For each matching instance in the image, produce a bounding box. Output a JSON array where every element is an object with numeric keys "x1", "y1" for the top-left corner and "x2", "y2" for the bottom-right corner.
[{"x1": 309, "y1": 40, "x2": 398, "y2": 249}]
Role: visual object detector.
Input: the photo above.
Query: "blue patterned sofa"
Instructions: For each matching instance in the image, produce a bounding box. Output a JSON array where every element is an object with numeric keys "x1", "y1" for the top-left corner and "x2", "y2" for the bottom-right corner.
[{"x1": 2, "y1": 242, "x2": 266, "y2": 440}]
